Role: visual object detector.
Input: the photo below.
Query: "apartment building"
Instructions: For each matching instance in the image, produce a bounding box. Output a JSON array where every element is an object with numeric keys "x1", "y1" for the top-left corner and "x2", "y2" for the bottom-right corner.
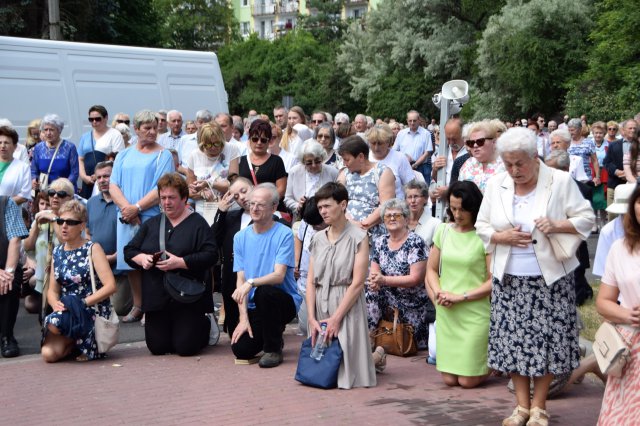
[{"x1": 231, "y1": 0, "x2": 379, "y2": 40}]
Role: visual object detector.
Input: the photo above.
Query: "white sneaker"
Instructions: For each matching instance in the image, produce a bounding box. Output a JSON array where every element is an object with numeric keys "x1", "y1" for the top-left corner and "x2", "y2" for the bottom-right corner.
[{"x1": 207, "y1": 313, "x2": 220, "y2": 346}]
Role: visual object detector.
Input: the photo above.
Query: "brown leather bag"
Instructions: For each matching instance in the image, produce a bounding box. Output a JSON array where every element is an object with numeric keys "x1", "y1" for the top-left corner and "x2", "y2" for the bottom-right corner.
[{"x1": 371, "y1": 308, "x2": 417, "y2": 357}]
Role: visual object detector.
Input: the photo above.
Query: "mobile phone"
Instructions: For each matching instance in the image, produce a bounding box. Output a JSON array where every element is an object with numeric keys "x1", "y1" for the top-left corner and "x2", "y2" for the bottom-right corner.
[{"x1": 152, "y1": 251, "x2": 164, "y2": 265}]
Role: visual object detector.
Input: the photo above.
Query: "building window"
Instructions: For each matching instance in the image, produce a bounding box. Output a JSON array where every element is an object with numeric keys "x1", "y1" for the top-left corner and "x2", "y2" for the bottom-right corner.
[
  {"x1": 241, "y1": 21, "x2": 250, "y2": 36},
  {"x1": 242, "y1": 0, "x2": 248, "y2": 6}
]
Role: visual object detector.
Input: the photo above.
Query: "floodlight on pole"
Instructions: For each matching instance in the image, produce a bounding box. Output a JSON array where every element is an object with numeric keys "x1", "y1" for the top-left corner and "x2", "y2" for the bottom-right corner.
[{"x1": 432, "y1": 80, "x2": 469, "y2": 220}]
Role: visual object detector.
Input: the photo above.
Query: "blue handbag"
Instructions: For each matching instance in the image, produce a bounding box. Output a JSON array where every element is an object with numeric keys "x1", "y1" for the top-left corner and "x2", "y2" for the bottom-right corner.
[{"x1": 294, "y1": 337, "x2": 343, "y2": 389}]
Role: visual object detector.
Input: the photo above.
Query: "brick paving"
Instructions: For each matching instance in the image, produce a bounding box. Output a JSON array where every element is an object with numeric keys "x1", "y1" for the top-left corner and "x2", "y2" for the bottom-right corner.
[{"x1": 1, "y1": 327, "x2": 604, "y2": 425}]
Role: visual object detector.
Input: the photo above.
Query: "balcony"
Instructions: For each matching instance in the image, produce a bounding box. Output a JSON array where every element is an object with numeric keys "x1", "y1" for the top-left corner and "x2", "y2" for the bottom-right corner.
[
  {"x1": 279, "y1": 1, "x2": 299, "y2": 14},
  {"x1": 253, "y1": 2, "x2": 276, "y2": 15},
  {"x1": 345, "y1": 0, "x2": 368, "y2": 4}
]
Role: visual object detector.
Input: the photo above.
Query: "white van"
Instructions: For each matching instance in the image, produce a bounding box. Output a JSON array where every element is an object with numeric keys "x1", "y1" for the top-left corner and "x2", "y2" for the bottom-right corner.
[{"x1": 0, "y1": 36, "x2": 228, "y2": 142}]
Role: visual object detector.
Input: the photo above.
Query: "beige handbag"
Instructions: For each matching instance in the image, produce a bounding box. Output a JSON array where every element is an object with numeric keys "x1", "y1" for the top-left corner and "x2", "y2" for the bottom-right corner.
[
  {"x1": 593, "y1": 322, "x2": 633, "y2": 377},
  {"x1": 88, "y1": 244, "x2": 120, "y2": 353},
  {"x1": 548, "y1": 233, "x2": 582, "y2": 262},
  {"x1": 38, "y1": 142, "x2": 62, "y2": 192}
]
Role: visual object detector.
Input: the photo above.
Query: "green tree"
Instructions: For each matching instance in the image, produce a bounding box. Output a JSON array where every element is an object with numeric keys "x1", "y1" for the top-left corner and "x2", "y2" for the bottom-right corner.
[
  {"x1": 474, "y1": 0, "x2": 594, "y2": 120},
  {"x1": 219, "y1": 30, "x2": 363, "y2": 116},
  {"x1": 154, "y1": 0, "x2": 239, "y2": 50},
  {"x1": 337, "y1": 0, "x2": 505, "y2": 119},
  {"x1": 565, "y1": 0, "x2": 640, "y2": 121},
  {"x1": 297, "y1": 0, "x2": 347, "y2": 44}
]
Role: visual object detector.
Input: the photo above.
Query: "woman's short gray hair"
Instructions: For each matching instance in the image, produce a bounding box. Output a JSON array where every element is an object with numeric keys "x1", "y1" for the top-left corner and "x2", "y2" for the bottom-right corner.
[
  {"x1": 567, "y1": 118, "x2": 582, "y2": 129},
  {"x1": 41, "y1": 114, "x2": 64, "y2": 132},
  {"x1": 298, "y1": 139, "x2": 327, "y2": 162},
  {"x1": 403, "y1": 179, "x2": 429, "y2": 198},
  {"x1": 545, "y1": 150, "x2": 571, "y2": 171},
  {"x1": 380, "y1": 198, "x2": 409, "y2": 221},
  {"x1": 549, "y1": 128, "x2": 571, "y2": 144},
  {"x1": 313, "y1": 122, "x2": 336, "y2": 143},
  {"x1": 496, "y1": 127, "x2": 538, "y2": 158},
  {"x1": 133, "y1": 109, "x2": 158, "y2": 129},
  {"x1": 252, "y1": 182, "x2": 279, "y2": 206}
]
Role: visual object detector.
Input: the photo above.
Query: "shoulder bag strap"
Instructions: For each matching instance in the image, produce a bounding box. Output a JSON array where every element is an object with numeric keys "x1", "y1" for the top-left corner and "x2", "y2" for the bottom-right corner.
[
  {"x1": 297, "y1": 223, "x2": 308, "y2": 268},
  {"x1": 87, "y1": 243, "x2": 99, "y2": 314},
  {"x1": 46, "y1": 142, "x2": 63, "y2": 176},
  {"x1": 159, "y1": 214, "x2": 166, "y2": 252},
  {"x1": 248, "y1": 158, "x2": 259, "y2": 186}
]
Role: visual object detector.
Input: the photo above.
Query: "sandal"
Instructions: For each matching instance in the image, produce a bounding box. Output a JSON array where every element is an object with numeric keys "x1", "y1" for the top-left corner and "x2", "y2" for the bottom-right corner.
[
  {"x1": 503, "y1": 405, "x2": 530, "y2": 426},
  {"x1": 526, "y1": 407, "x2": 549, "y2": 426},
  {"x1": 122, "y1": 306, "x2": 143, "y2": 323},
  {"x1": 75, "y1": 354, "x2": 89, "y2": 362},
  {"x1": 372, "y1": 346, "x2": 387, "y2": 373}
]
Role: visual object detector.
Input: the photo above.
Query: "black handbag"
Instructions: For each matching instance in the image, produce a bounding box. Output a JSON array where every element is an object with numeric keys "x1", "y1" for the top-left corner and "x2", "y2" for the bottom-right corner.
[{"x1": 160, "y1": 214, "x2": 205, "y2": 303}]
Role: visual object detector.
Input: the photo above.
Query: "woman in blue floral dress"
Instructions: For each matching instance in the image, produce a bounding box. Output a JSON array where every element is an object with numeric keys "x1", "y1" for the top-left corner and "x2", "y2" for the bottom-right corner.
[
  {"x1": 366, "y1": 199, "x2": 430, "y2": 349},
  {"x1": 337, "y1": 136, "x2": 395, "y2": 241},
  {"x1": 41, "y1": 200, "x2": 116, "y2": 362}
]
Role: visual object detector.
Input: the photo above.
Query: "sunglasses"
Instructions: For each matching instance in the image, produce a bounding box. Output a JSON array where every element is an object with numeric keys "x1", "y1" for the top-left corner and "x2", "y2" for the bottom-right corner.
[
  {"x1": 250, "y1": 136, "x2": 270, "y2": 144},
  {"x1": 311, "y1": 120, "x2": 324, "y2": 124},
  {"x1": 116, "y1": 119, "x2": 130, "y2": 125},
  {"x1": 55, "y1": 218, "x2": 83, "y2": 226},
  {"x1": 47, "y1": 189, "x2": 70, "y2": 198},
  {"x1": 203, "y1": 141, "x2": 224, "y2": 149},
  {"x1": 304, "y1": 159, "x2": 323, "y2": 166},
  {"x1": 384, "y1": 212, "x2": 404, "y2": 220},
  {"x1": 608, "y1": 127, "x2": 617, "y2": 131},
  {"x1": 88, "y1": 117, "x2": 103, "y2": 123},
  {"x1": 466, "y1": 137, "x2": 492, "y2": 148},
  {"x1": 316, "y1": 134, "x2": 331, "y2": 140}
]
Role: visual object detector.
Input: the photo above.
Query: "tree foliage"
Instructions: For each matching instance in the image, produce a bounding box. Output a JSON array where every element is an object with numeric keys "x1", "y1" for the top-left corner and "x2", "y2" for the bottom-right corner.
[
  {"x1": 565, "y1": 0, "x2": 640, "y2": 121},
  {"x1": 337, "y1": 0, "x2": 505, "y2": 120},
  {"x1": 474, "y1": 0, "x2": 593, "y2": 120},
  {"x1": 297, "y1": 0, "x2": 347, "y2": 44},
  {"x1": 219, "y1": 30, "x2": 363, "y2": 116},
  {"x1": 154, "y1": 0, "x2": 239, "y2": 50}
]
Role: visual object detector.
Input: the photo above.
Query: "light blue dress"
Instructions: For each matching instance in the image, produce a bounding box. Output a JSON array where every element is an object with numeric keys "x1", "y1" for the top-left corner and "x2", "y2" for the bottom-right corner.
[{"x1": 111, "y1": 147, "x2": 174, "y2": 270}]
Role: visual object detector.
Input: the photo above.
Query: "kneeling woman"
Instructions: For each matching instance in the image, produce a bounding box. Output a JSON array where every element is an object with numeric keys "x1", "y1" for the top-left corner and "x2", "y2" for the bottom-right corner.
[
  {"x1": 306, "y1": 182, "x2": 377, "y2": 389},
  {"x1": 124, "y1": 173, "x2": 218, "y2": 356},
  {"x1": 426, "y1": 181, "x2": 491, "y2": 388},
  {"x1": 41, "y1": 200, "x2": 116, "y2": 362}
]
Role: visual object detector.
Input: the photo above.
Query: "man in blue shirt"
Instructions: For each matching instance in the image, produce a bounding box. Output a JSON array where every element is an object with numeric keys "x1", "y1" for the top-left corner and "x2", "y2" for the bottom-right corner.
[
  {"x1": 231, "y1": 183, "x2": 301, "y2": 368},
  {"x1": 86, "y1": 161, "x2": 132, "y2": 316},
  {"x1": 395, "y1": 110, "x2": 433, "y2": 183}
]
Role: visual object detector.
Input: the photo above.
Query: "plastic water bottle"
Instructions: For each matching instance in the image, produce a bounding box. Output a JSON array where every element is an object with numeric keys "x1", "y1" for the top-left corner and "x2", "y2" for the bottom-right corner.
[{"x1": 310, "y1": 322, "x2": 327, "y2": 360}]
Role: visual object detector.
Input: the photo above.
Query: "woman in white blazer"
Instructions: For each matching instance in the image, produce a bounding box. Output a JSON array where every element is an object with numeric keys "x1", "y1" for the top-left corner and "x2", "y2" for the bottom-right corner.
[
  {"x1": 475, "y1": 127, "x2": 594, "y2": 426},
  {"x1": 284, "y1": 140, "x2": 338, "y2": 215}
]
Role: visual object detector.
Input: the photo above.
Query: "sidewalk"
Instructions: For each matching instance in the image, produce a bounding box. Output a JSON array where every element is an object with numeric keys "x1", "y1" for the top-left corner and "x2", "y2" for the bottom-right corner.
[{"x1": 1, "y1": 328, "x2": 604, "y2": 425}]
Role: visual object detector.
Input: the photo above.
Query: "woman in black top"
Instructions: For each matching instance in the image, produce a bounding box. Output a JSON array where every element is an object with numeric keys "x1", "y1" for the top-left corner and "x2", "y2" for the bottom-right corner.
[
  {"x1": 124, "y1": 173, "x2": 217, "y2": 356},
  {"x1": 238, "y1": 119, "x2": 288, "y2": 214}
]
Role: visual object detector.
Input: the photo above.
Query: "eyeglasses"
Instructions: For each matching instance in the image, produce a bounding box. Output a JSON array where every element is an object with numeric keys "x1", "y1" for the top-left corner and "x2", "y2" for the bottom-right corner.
[
  {"x1": 55, "y1": 218, "x2": 83, "y2": 226},
  {"x1": 250, "y1": 136, "x2": 270, "y2": 145},
  {"x1": 608, "y1": 127, "x2": 617, "y2": 131},
  {"x1": 384, "y1": 212, "x2": 404, "y2": 220},
  {"x1": 88, "y1": 117, "x2": 103, "y2": 123},
  {"x1": 116, "y1": 119, "x2": 130, "y2": 125},
  {"x1": 304, "y1": 159, "x2": 323, "y2": 166},
  {"x1": 249, "y1": 202, "x2": 272, "y2": 210},
  {"x1": 47, "y1": 189, "x2": 70, "y2": 198},
  {"x1": 465, "y1": 137, "x2": 493, "y2": 148},
  {"x1": 406, "y1": 195, "x2": 424, "y2": 201},
  {"x1": 311, "y1": 120, "x2": 324, "y2": 124},
  {"x1": 316, "y1": 134, "x2": 331, "y2": 140},
  {"x1": 336, "y1": 122, "x2": 345, "y2": 126}
]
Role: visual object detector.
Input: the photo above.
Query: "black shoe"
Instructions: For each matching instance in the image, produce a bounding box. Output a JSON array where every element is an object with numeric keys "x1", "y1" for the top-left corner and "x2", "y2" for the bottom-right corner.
[
  {"x1": 258, "y1": 351, "x2": 283, "y2": 368},
  {"x1": 1, "y1": 336, "x2": 20, "y2": 358}
]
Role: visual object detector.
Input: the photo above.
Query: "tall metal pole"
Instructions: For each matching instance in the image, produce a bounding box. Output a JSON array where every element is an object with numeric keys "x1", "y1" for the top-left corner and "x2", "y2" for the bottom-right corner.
[
  {"x1": 434, "y1": 99, "x2": 450, "y2": 220},
  {"x1": 48, "y1": 0, "x2": 62, "y2": 40}
]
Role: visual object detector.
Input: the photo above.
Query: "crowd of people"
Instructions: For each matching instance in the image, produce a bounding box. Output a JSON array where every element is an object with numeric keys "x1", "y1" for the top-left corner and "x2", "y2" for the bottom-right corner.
[{"x1": 1, "y1": 104, "x2": 639, "y2": 426}]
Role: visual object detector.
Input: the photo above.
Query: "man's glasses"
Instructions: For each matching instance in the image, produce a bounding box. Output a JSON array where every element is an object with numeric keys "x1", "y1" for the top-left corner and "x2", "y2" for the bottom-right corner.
[
  {"x1": 311, "y1": 120, "x2": 324, "y2": 124},
  {"x1": 465, "y1": 137, "x2": 493, "y2": 148},
  {"x1": 116, "y1": 119, "x2": 130, "y2": 125},
  {"x1": 88, "y1": 117, "x2": 103, "y2": 123},
  {"x1": 250, "y1": 136, "x2": 270, "y2": 145},
  {"x1": 249, "y1": 202, "x2": 272, "y2": 210},
  {"x1": 55, "y1": 218, "x2": 83, "y2": 226},
  {"x1": 304, "y1": 159, "x2": 323, "y2": 166},
  {"x1": 47, "y1": 189, "x2": 70, "y2": 198}
]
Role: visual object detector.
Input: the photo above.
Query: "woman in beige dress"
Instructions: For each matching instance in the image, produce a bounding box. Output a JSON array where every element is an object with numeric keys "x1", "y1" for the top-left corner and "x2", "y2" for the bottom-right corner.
[{"x1": 306, "y1": 182, "x2": 378, "y2": 389}]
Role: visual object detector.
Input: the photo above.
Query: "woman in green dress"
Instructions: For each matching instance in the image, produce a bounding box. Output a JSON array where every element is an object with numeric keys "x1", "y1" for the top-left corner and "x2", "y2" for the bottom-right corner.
[{"x1": 425, "y1": 180, "x2": 492, "y2": 388}]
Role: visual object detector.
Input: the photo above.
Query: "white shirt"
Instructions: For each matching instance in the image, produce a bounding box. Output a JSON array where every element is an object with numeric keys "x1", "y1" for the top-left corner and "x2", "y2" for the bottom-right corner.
[
  {"x1": 13, "y1": 144, "x2": 29, "y2": 163},
  {"x1": 274, "y1": 149, "x2": 298, "y2": 173},
  {"x1": 179, "y1": 133, "x2": 198, "y2": 167},
  {"x1": 0, "y1": 159, "x2": 31, "y2": 200},
  {"x1": 94, "y1": 128, "x2": 125, "y2": 155},
  {"x1": 227, "y1": 137, "x2": 247, "y2": 156},
  {"x1": 157, "y1": 130, "x2": 186, "y2": 151},
  {"x1": 394, "y1": 126, "x2": 433, "y2": 163},
  {"x1": 569, "y1": 155, "x2": 589, "y2": 182},
  {"x1": 592, "y1": 216, "x2": 624, "y2": 277},
  {"x1": 413, "y1": 209, "x2": 441, "y2": 248}
]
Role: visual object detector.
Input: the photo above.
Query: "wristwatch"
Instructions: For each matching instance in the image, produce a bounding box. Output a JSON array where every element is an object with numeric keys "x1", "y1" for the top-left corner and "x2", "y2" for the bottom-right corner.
[
  {"x1": 5, "y1": 267, "x2": 14, "y2": 274},
  {"x1": 135, "y1": 202, "x2": 143, "y2": 213},
  {"x1": 247, "y1": 279, "x2": 255, "y2": 287}
]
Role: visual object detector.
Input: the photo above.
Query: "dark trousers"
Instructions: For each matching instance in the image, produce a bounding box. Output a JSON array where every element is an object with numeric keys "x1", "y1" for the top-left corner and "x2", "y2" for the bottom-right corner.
[
  {"x1": 231, "y1": 286, "x2": 296, "y2": 359},
  {"x1": 0, "y1": 270, "x2": 21, "y2": 338},
  {"x1": 145, "y1": 302, "x2": 210, "y2": 357}
]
